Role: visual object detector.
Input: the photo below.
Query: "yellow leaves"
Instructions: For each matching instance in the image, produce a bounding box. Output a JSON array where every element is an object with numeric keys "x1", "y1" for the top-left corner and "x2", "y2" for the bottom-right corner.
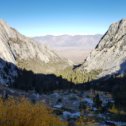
[{"x1": 0, "y1": 97, "x2": 67, "y2": 126}]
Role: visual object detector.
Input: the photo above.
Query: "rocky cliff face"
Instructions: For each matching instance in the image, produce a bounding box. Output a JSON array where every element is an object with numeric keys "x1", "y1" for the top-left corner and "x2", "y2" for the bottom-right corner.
[
  {"x1": 0, "y1": 20, "x2": 72, "y2": 85},
  {"x1": 79, "y1": 19, "x2": 126, "y2": 77}
]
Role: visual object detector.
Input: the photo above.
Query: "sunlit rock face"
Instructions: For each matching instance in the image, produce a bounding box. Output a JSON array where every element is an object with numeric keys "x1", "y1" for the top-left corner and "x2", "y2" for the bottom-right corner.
[
  {"x1": 79, "y1": 19, "x2": 126, "y2": 77},
  {"x1": 0, "y1": 20, "x2": 72, "y2": 85},
  {"x1": 0, "y1": 20, "x2": 63, "y2": 64}
]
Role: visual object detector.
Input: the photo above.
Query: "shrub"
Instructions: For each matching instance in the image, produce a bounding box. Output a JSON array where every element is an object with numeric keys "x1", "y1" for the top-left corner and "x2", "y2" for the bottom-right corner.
[
  {"x1": 56, "y1": 67, "x2": 101, "y2": 84},
  {"x1": 76, "y1": 116, "x2": 96, "y2": 126},
  {"x1": 0, "y1": 97, "x2": 67, "y2": 126}
]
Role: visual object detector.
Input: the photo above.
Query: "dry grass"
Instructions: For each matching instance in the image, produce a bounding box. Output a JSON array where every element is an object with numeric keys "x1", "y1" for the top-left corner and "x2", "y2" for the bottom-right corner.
[{"x1": 0, "y1": 97, "x2": 67, "y2": 126}]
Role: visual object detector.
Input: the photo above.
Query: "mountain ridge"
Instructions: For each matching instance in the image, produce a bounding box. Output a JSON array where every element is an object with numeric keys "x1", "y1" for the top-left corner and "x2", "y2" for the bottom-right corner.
[
  {"x1": 78, "y1": 19, "x2": 126, "y2": 77},
  {"x1": 0, "y1": 20, "x2": 72, "y2": 85}
]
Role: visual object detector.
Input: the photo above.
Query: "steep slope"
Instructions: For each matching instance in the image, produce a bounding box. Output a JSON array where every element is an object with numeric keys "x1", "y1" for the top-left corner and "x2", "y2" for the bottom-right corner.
[
  {"x1": 79, "y1": 19, "x2": 126, "y2": 77},
  {"x1": 0, "y1": 20, "x2": 72, "y2": 85}
]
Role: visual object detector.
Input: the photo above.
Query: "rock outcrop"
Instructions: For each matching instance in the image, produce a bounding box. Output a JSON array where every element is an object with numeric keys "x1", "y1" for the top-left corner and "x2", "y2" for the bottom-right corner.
[
  {"x1": 79, "y1": 19, "x2": 126, "y2": 77},
  {"x1": 0, "y1": 20, "x2": 72, "y2": 85}
]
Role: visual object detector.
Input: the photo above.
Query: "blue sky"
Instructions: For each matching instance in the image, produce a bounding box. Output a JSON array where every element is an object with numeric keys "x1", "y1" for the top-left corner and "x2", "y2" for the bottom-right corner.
[{"x1": 0, "y1": 0, "x2": 126, "y2": 36}]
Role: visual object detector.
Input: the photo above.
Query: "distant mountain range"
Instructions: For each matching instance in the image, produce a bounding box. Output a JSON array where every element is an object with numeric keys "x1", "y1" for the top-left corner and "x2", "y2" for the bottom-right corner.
[
  {"x1": 33, "y1": 35, "x2": 102, "y2": 49},
  {"x1": 33, "y1": 35, "x2": 102, "y2": 63},
  {"x1": 1, "y1": 18, "x2": 126, "y2": 81},
  {"x1": 0, "y1": 19, "x2": 126, "y2": 107}
]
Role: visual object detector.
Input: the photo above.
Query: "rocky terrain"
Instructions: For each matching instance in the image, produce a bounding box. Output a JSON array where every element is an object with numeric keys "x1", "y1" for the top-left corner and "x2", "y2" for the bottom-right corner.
[
  {"x1": 78, "y1": 19, "x2": 126, "y2": 77},
  {"x1": 0, "y1": 20, "x2": 72, "y2": 85},
  {"x1": 0, "y1": 18, "x2": 126, "y2": 125},
  {"x1": 1, "y1": 85, "x2": 126, "y2": 126},
  {"x1": 34, "y1": 35, "x2": 102, "y2": 64}
]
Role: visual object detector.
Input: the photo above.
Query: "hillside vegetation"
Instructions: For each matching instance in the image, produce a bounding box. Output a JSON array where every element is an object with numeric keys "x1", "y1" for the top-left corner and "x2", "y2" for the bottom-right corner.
[
  {"x1": 0, "y1": 97, "x2": 67, "y2": 126},
  {"x1": 56, "y1": 67, "x2": 102, "y2": 84}
]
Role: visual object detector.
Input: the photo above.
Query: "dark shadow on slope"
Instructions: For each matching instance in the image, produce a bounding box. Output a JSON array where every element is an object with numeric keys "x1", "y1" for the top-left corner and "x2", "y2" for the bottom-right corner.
[
  {"x1": 13, "y1": 70, "x2": 75, "y2": 93},
  {"x1": 73, "y1": 63, "x2": 82, "y2": 70},
  {"x1": 0, "y1": 58, "x2": 75, "y2": 93},
  {"x1": 95, "y1": 31, "x2": 108, "y2": 49},
  {"x1": 81, "y1": 60, "x2": 126, "y2": 108},
  {"x1": 1, "y1": 57, "x2": 126, "y2": 108}
]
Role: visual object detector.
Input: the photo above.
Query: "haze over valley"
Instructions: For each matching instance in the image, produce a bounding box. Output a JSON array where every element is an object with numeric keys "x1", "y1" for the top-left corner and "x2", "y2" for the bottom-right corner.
[
  {"x1": 0, "y1": 0, "x2": 126, "y2": 126},
  {"x1": 34, "y1": 35, "x2": 102, "y2": 64}
]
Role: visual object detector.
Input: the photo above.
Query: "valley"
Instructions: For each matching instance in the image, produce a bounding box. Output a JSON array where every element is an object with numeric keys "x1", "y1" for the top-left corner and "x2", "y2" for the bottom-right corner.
[
  {"x1": 34, "y1": 35, "x2": 102, "y2": 64},
  {"x1": 0, "y1": 18, "x2": 126, "y2": 126}
]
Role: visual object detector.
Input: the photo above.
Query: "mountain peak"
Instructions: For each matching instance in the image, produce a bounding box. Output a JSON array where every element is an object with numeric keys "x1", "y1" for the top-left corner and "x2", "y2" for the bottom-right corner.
[
  {"x1": 79, "y1": 19, "x2": 126, "y2": 77},
  {"x1": 0, "y1": 19, "x2": 10, "y2": 30},
  {"x1": 96, "y1": 18, "x2": 126, "y2": 50},
  {"x1": 0, "y1": 20, "x2": 72, "y2": 85},
  {"x1": 0, "y1": 19, "x2": 7, "y2": 25}
]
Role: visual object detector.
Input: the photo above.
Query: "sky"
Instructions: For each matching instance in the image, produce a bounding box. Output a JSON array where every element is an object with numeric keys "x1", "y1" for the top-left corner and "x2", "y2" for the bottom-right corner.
[{"x1": 0, "y1": 0, "x2": 126, "y2": 36}]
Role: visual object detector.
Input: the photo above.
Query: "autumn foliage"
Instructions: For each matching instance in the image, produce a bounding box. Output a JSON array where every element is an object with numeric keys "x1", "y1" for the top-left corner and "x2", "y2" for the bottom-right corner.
[{"x1": 0, "y1": 97, "x2": 67, "y2": 126}]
